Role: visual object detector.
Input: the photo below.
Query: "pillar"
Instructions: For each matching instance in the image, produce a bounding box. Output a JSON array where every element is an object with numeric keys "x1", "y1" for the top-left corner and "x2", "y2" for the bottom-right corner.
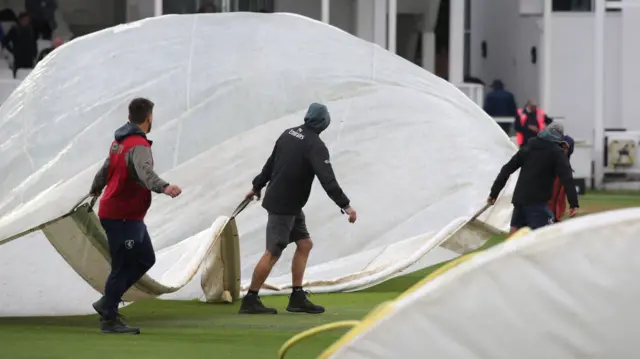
[
  {"x1": 154, "y1": 0, "x2": 162, "y2": 16},
  {"x1": 322, "y1": 0, "x2": 330, "y2": 23},
  {"x1": 448, "y1": 0, "x2": 465, "y2": 84},
  {"x1": 355, "y1": 0, "x2": 387, "y2": 49},
  {"x1": 540, "y1": 0, "x2": 552, "y2": 110},
  {"x1": 593, "y1": 0, "x2": 606, "y2": 189},
  {"x1": 388, "y1": 0, "x2": 397, "y2": 53}
]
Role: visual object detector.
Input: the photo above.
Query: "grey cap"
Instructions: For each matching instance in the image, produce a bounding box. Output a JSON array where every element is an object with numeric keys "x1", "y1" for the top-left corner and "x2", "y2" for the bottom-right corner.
[{"x1": 538, "y1": 121, "x2": 565, "y2": 143}]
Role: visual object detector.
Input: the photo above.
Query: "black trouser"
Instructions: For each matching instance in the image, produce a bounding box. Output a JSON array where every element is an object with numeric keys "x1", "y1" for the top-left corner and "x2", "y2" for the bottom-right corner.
[
  {"x1": 498, "y1": 122, "x2": 512, "y2": 135},
  {"x1": 100, "y1": 218, "x2": 156, "y2": 319},
  {"x1": 31, "y1": 19, "x2": 52, "y2": 40},
  {"x1": 12, "y1": 59, "x2": 33, "y2": 78}
]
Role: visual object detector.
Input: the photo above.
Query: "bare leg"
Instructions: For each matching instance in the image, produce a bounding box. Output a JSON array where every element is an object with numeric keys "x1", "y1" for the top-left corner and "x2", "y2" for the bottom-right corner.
[
  {"x1": 291, "y1": 238, "x2": 313, "y2": 287},
  {"x1": 249, "y1": 251, "x2": 279, "y2": 292},
  {"x1": 287, "y1": 238, "x2": 324, "y2": 313}
]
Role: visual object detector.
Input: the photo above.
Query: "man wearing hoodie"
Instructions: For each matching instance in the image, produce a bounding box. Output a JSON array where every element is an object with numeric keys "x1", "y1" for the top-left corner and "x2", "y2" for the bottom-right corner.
[
  {"x1": 548, "y1": 135, "x2": 575, "y2": 222},
  {"x1": 240, "y1": 103, "x2": 357, "y2": 315},
  {"x1": 483, "y1": 80, "x2": 517, "y2": 134},
  {"x1": 89, "y1": 98, "x2": 182, "y2": 334},
  {"x1": 487, "y1": 122, "x2": 579, "y2": 235}
]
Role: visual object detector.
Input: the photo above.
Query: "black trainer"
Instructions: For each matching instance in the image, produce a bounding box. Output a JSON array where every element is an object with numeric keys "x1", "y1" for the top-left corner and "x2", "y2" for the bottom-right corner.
[
  {"x1": 93, "y1": 297, "x2": 128, "y2": 324},
  {"x1": 238, "y1": 294, "x2": 278, "y2": 314},
  {"x1": 100, "y1": 317, "x2": 140, "y2": 334},
  {"x1": 92, "y1": 296, "x2": 107, "y2": 317},
  {"x1": 286, "y1": 290, "x2": 325, "y2": 314}
]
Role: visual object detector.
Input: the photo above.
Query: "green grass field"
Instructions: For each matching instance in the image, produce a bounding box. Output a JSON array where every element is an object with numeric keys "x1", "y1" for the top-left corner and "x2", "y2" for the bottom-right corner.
[{"x1": 1, "y1": 191, "x2": 639, "y2": 359}]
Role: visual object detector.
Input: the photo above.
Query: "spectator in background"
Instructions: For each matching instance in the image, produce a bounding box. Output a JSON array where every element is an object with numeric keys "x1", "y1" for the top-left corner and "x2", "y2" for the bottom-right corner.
[
  {"x1": 198, "y1": 2, "x2": 218, "y2": 13},
  {"x1": 26, "y1": 0, "x2": 57, "y2": 40},
  {"x1": 0, "y1": 8, "x2": 17, "y2": 23},
  {"x1": 37, "y1": 36, "x2": 62, "y2": 63},
  {"x1": 483, "y1": 79, "x2": 517, "y2": 134},
  {"x1": 2, "y1": 12, "x2": 37, "y2": 79},
  {"x1": 514, "y1": 100, "x2": 553, "y2": 148}
]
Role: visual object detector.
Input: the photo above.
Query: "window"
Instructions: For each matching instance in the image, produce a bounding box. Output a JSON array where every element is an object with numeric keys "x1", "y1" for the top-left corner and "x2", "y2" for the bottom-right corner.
[
  {"x1": 463, "y1": 0, "x2": 471, "y2": 78},
  {"x1": 552, "y1": 0, "x2": 592, "y2": 12},
  {"x1": 607, "y1": 0, "x2": 621, "y2": 12},
  {"x1": 553, "y1": 0, "x2": 622, "y2": 12},
  {"x1": 163, "y1": 0, "x2": 198, "y2": 14},
  {"x1": 234, "y1": 0, "x2": 275, "y2": 12}
]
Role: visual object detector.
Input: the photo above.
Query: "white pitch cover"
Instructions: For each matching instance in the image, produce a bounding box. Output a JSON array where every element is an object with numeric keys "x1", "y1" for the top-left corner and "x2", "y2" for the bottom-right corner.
[
  {"x1": 330, "y1": 207, "x2": 640, "y2": 359},
  {"x1": 0, "y1": 13, "x2": 516, "y2": 316}
]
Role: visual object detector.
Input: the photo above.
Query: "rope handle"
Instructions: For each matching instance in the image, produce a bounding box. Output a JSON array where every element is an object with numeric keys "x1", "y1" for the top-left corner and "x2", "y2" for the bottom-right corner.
[
  {"x1": 469, "y1": 202, "x2": 492, "y2": 222},
  {"x1": 71, "y1": 194, "x2": 98, "y2": 213},
  {"x1": 230, "y1": 197, "x2": 253, "y2": 219}
]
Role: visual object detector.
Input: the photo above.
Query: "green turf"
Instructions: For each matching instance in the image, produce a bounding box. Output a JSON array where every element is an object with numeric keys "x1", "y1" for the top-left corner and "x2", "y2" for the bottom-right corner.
[{"x1": 0, "y1": 191, "x2": 637, "y2": 358}]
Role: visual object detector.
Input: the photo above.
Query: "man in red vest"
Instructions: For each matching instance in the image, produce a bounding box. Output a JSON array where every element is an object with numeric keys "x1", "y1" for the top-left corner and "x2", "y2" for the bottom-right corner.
[
  {"x1": 514, "y1": 101, "x2": 553, "y2": 148},
  {"x1": 88, "y1": 98, "x2": 182, "y2": 334},
  {"x1": 548, "y1": 135, "x2": 575, "y2": 222}
]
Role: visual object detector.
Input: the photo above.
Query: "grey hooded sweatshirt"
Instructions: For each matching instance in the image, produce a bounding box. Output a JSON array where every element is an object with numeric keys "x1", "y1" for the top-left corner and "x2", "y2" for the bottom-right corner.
[
  {"x1": 252, "y1": 103, "x2": 350, "y2": 215},
  {"x1": 90, "y1": 122, "x2": 169, "y2": 196}
]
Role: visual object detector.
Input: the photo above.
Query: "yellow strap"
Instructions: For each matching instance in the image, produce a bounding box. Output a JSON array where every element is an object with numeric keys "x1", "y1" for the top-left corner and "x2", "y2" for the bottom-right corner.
[
  {"x1": 317, "y1": 253, "x2": 482, "y2": 358},
  {"x1": 317, "y1": 302, "x2": 395, "y2": 359},
  {"x1": 506, "y1": 227, "x2": 531, "y2": 241},
  {"x1": 278, "y1": 320, "x2": 360, "y2": 359},
  {"x1": 289, "y1": 228, "x2": 535, "y2": 358}
]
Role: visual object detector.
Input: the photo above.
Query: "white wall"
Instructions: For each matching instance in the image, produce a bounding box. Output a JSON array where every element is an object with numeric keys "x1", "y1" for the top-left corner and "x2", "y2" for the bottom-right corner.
[
  {"x1": 275, "y1": 0, "x2": 354, "y2": 34},
  {"x1": 331, "y1": 0, "x2": 355, "y2": 34},
  {"x1": 397, "y1": 0, "x2": 431, "y2": 13},
  {"x1": 549, "y1": 13, "x2": 622, "y2": 141},
  {"x1": 520, "y1": 0, "x2": 543, "y2": 14},
  {"x1": 470, "y1": 0, "x2": 523, "y2": 100},
  {"x1": 621, "y1": 1, "x2": 640, "y2": 131},
  {"x1": 57, "y1": 0, "x2": 117, "y2": 28},
  {"x1": 275, "y1": 0, "x2": 320, "y2": 19},
  {"x1": 127, "y1": 0, "x2": 155, "y2": 22},
  {"x1": 355, "y1": 0, "x2": 387, "y2": 48},
  {"x1": 515, "y1": 17, "x2": 541, "y2": 106}
]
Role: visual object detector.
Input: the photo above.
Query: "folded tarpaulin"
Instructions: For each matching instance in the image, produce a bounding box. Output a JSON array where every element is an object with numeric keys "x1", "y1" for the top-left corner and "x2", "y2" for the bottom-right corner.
[{"x1": 6, "y1": 197, "x2": 242, "y2": 305}]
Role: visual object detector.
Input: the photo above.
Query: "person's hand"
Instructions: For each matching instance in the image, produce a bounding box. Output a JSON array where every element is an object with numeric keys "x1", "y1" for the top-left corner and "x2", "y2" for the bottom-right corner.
[
  {"x1": 568, "y1": 207, "x2": 579, "y2": 218},
  {"x1": 344, "y1": 206, "x2": 357, "y2": 223},
  {"x1": 245, "y1": 189, "x2": 261, "y2": 201},
  {"x1": 163, "y1": 184, "x2": 182, "y2": 198},
  {"x1": 487, "y1": 197, "x2": 496, "y2": 205},
  {"x1": 528, "y1": 125, "x2": 539, "y2": 132},
  {"x1": 90, "y1": 189, "x2": 102, "y2": 197}
]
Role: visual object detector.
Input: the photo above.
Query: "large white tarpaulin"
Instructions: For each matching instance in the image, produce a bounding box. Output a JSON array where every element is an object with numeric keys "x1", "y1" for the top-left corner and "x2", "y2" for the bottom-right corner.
[
  {"x1": 0, "y1": 13, "x2": 516, "y2": 316},
  {"x1": 327, "y1": 208, "x2": 640, "y2": 359}
]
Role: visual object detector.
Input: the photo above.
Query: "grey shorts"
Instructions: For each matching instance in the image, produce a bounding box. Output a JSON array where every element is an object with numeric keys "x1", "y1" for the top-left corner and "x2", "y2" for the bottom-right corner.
[{"x1": 266, "y1": 211, "x2": 311, "y2": 256}]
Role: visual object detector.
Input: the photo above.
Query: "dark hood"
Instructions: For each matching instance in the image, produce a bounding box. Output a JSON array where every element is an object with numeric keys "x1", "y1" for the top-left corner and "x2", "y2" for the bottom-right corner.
[
  {"x1": 303, "y1": 103, "x2": 331, "y2": 134},
  {"x1": 563, "y1": 135, "x2": 575, "y2": 158},
  {"x1": 114, "y1": 122, "x2": 148, "y2": 143},
  {"x1": 490, "y1": 79, "x2": 504, "y2": 90}
]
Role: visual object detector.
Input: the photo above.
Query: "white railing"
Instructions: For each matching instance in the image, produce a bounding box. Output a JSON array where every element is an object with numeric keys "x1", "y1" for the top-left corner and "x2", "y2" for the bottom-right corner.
[{"x1": 455, "y1": 82, "x2": 484, "y2": 108}]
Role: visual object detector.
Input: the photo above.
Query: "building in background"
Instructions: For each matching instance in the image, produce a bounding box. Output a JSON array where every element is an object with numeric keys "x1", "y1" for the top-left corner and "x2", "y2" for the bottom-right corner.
[{"x1": 0, "y1": 0, "x2": 637, "y2": 188}]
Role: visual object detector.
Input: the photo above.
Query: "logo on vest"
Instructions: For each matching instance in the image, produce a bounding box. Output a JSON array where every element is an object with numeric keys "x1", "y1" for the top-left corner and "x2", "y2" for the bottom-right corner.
[{"x1": 125, "y1": 239, "x2": 135, "y2": 250}]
